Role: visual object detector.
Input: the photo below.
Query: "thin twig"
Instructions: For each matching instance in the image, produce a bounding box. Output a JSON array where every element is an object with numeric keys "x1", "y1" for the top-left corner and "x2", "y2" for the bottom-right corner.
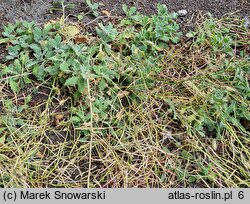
[{"x1": 87, "y1": 77, "x2": 94, "y2": 188}]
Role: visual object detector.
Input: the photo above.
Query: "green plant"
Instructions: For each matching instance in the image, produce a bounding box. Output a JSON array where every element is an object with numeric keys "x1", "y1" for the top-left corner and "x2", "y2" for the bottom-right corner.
[
  {"x1": 194, "y1": 17, "x2": 235, "y2": 55},
  {"x1": 118, "y1": 4, "x2": 181, "y2": 53},
  {"x1": 0, "y1": 6, "x2": 173, "y2": 131},
  {"x1": 50, "y1": 0, "x2": 76, "y2": 21},
  {"x1": 85, "y1": 0, "x2": 99, "y2": 17},
  {"x1": 1, "y1": 4, "x2": 249, "y2": 188}
]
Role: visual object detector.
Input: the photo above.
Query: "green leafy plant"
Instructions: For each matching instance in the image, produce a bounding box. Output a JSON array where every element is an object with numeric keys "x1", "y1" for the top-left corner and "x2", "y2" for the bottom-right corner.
[
  {"x1": 119, "y1": 4, "x2": 181, "y2": 53},
  {"x1": 1, "y1": 3, "x2": 249, "y2": 188},
  {"x1": 194, "y1": 17, "x2": 235, "y2": 55},
  {"x1": 0, "y1": 5, "x2": 184, "y2": 134},
  {"x1": 50, "y1": 0, "x2": 76, "y2": 21},
  {"x1": 85, "y1": 0, "x2": 99, "y2": 17}
]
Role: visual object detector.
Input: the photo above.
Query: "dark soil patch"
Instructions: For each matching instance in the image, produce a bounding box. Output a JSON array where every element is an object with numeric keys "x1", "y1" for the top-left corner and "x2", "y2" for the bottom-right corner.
[
  {"x1": 0, "y1": 44, "x2": 6, "y2": 64},
  {"x1": 96, "y1": 0, "x2": 250, "y2": 17}
]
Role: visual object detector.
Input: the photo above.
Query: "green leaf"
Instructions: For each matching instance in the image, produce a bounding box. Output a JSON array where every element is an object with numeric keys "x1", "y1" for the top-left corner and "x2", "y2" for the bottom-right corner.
[
  {"x1": 49, "y1": 55, "x2": 62, "y2": 62},
  {"x1": 162, "y1": 146, "x2": 170, "y2": 153},
  {"x1": 13, "y1": 59, "x2": 22, "y2": 73},
  {"x1": 98, "y1": 79, "x2": 106, "y2": 91},
  {"x1": 23, "y1": 21, "x2": 34, "y2": 29},
  {"x1": 64, "y1": 76, "x2": 79, "y2": 86},
  {"x1": 77, "y1": 15, "x2": 83, "y2": 21},
  {"x1": 43, "y1": 23, "x2": 53, "y2": 34},
  {"x1": 128, "y1": 7, "x2": 136, "y2": 16},
  {"x1": 9, "y1": 78, "x2": 19, "y2": 93},
  {"x1": 60, "y1": 61, "x2": 71, "y2": 73},
  {"x1": 18, "y1": 105, "x2": 29, "y2": 113},
  {"x1": 201, "y1": 166, "x2": 209, "y2": 176},
  {"x1": 86, "y1": 0, "x2": 99, "y2": 16},
  {"x1": 0, "y1": 127, "x2": 6, "y2": 135},
  {"x1": 48, "y1": 39, "x2": 57, "y2": 48},
  {"x1": 3, "y1": 23, "x2": 15, "y2": 37},
  {"x1": 122, "y1": 5, "x2": 136, "y2": 16},
  {"x1": 188, "y1": 176, "x2": 197, "y2": 183},
  {"x1": 55, "y1": 34, "x2": 62, "y2": 44},
  {"x1": 0, "y1": 128, "x2": 6, "y2": 144},
  {"x1": 181, "y1": 150, "x2": 193, "y2": 160},
  {"x1": 66, "y1": 4, "x2": 76, "y2": 9},
  {"x1": 171, "y1": 37, "x2": 180, "y2": 44},
  {"x1": 70, "y1": 116, "x2": 82, "y2": 123},
  {"x1": 77, "y1": 79, "x2": 86, "y2": 93},
  {"x1": 96, "y1": 23, "x2": 118, "y2": 42},
  {"x1": 29, "y1": 43, "x2": 41, "y2": 54},
  {"x1": 45, "y1": 66, "x2": 59, "y2": 75},
  {"x1": 0, "y1": 38, "x2": 10, "y2": 44},
  {"x1": 32, "y1": 64, "x2": 45, "y2": 79},
  {"x1": 122, "y1": 4, "x2": 128, "y2": 14},
  {"x1": 33, "y1": 27, "x2": 42, "y2": 42}
]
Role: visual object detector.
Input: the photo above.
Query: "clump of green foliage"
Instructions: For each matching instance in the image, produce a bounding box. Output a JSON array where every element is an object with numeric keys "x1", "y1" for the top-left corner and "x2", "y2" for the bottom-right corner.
[{"x1": 0, "y1": 4, "x2": 182, "y2": 130}]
